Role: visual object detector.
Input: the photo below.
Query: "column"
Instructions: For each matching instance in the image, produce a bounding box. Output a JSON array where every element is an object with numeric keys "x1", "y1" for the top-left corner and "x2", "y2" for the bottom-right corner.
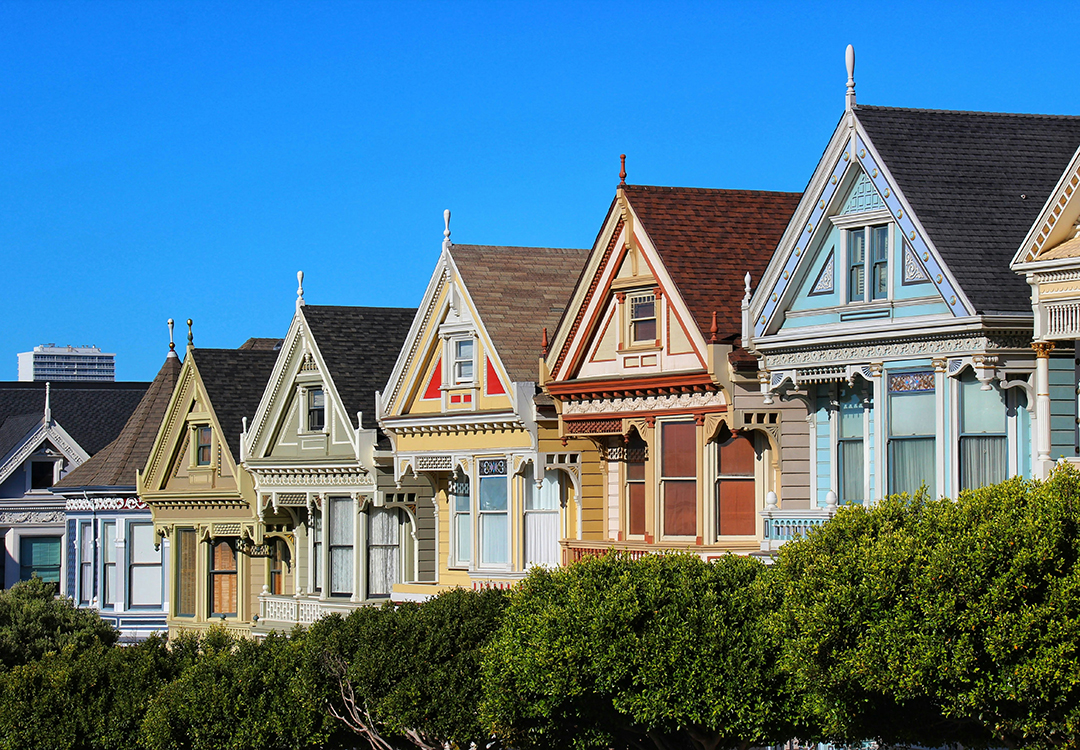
[{"x1": 1034, "y1": 341, "x2": 1055, "y2": 479}]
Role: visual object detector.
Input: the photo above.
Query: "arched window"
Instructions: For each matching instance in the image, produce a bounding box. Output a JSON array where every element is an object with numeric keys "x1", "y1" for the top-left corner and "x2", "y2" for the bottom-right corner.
[{"x1": 715, "y1": 426, "x2": 756, "y2": 536}]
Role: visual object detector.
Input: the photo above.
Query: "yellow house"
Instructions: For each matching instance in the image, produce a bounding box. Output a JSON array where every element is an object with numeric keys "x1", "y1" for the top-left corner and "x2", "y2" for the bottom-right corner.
[
  {"x1": 240, "y1": 281, "x2": 427, "y2": 631},
  {"x1": 377, "y1": 220, "x2": 591, "y2": 597},
  {"x1": 136, "y1": 326, "x2": 280, "y2": 636}
]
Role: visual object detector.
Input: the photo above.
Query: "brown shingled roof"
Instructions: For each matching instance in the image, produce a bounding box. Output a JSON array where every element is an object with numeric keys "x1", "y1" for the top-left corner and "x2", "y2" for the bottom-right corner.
[
  {"x1": 450, "y1": 244, "x2": 590, "y2": 383},
  {"x1": 623, "y1": 185, "x2": 802, "y2": 337},
  {"x1": 56, "y1": 354, "x2": 182, "y2": 489}
]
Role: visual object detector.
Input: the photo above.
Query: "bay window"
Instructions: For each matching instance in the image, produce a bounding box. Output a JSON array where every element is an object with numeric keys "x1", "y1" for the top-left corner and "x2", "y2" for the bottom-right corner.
[
  {"x1": 524, "y1": 465, "x2": 561, "y2": 568},
  {"x1": 328, "y1": 496, "x2": 354, "y2": 597},
  {"x1": 959, "y1": 372, "x2": 1008, "y2": 490},
  {"x1": 128, "y1": 523, "x2": 162, "y2": 608},
  {"x1": 367, "y1": 507, "x2": 400, "y2": 597},
  {"x1": 837, "y1": 386, "x2": 865, "y2": 504},
  {"x1": 716, "y1": 430, "x2": 756, "y2": 535},
  {"x1": 175, "y1": 528, "x2": 196, "y2": 617},
  {"x1": 451, "y1": 473, "x2": 471, "y2": 565},
  {"x1": 79, "y1": 522, "x2": 93, "y2": 605},
  {"x1": 209, "y1": 538, "x2": 237, "y2": 617}
]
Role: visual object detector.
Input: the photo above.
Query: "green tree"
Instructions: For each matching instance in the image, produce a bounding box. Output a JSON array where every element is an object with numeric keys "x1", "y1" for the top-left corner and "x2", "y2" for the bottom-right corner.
[
  {"x1": 0, "y1": 576, "x2": 117, "y2": 671},
  {"x1": 481, "y1": 552, "x2": 797, "y2": 750},
  {"x1": 141, "y1": 627, "x2": 337, "y2": 750},
  {"x1": 776, "y1": 467, "x2": 1080, "y2": 749},
  {"x1": 306, "y1": 586, "x2": 508, "y2": 749}
]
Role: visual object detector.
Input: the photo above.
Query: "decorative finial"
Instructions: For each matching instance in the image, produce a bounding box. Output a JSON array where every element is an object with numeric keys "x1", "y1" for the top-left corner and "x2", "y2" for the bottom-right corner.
[
  {"x1": 187, "y1": 319, "x2": 193, "y2": 347},
  {"x1": 744, "y1": 271, "x2": 752, "y2": 296},
  {"x1": 44, "y1": 382, "x2": 51, "y2": 424},
  {"x1": 542, "y1": 326, "x2": 549, "y2": 356},
  {"x1": 167, "y1": 319, "x2": 178, "y2": 358},
  {"x1": 619, "y1": 154, "x2": 627, "y2": 187},
  {"x1": 845, "y1": 44, "x2": 856, "y2": 109},
  {"x1": 443, "y1": 209, "x2": 452, "y2": 250},
  {"x1": 710, "y1": 311, "x2": 718, "y2": 344},
  {"x1": 296, "y1": 271, "x2": 305, "y2": 309}
]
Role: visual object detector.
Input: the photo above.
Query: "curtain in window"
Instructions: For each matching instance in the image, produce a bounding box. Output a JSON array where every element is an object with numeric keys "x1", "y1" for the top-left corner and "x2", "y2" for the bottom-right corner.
[
  {"x1": 367, "y1": 508, "x2": 399, "y2": 597},
  {"x1": 79, "y1": 523, "x2": 93, "y2": 604},
  {"x1": 662, "y1": 422, "x2": 697, "y2": 537},
  {"x1": 328, "y1": 497, "x2": 353, "y2": 596},
  {"x1": 312, "y1": 511, "x2": 322, "y2": 593},
  {"x1": 525, "y1": 466, "x2": 560, "y2": 568},
  {"x1": 479, "y1": 476, "x2": 508, "y2": 565},
  {"x1": 889, "y1": 438, "x2": 935, "y2": 497},
  {"x1": 210, "y1": 540, "x2": 237, "y2": 616},
  {"x1": 839, "y1": 440, "x2": 864, "y2": 504},
  {"x1": 175, "y1": 528, "x2": 194, "y2": 615},
  {"x1": 128, "y1": 523, "x2": 162, "y2": 607},
  {"x1": 960, "y1": 435, "x2": 1008, "y2": 491}
]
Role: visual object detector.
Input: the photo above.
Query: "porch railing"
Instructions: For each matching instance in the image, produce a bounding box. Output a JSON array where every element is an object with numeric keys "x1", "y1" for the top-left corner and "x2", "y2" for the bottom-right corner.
[
  {"x1": 759, "y1": 508, "x2": 836, "y2": 551},
  {"x1": 258, "y1": 594, "x2": 359, "y2": 628}
]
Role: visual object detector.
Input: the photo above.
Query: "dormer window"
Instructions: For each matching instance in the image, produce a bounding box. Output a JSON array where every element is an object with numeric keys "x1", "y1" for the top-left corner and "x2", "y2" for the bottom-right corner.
[
  {"x1": 453, "y1": 339, "x2": 474, "y2": 384},
  {"x1": 629, "y1": 293, "x2": 656, "y2": 343},
  {"x1": 30, "y1": 461, "x2": 55, "y2": 490},
  {"x1": 847, "y1": 224, "x2": 889, "y2": 302},
  {"x1": 196, "y1": 427, "x2": 212, "y2": 466},
  {"x1": 308, "y1": 388, "x2": 325, "y2": 431}
]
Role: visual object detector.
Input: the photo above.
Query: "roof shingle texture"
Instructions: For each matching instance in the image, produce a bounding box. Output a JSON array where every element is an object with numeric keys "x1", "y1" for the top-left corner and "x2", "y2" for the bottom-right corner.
[
  {"x1": 450, "y1": 244, "x2": 590, "y2": 383},
  {"x1": 192, "y1": 348, "x2": 281, "y2": 464},
  {"x1": 854, "y1": 105, "x2": 1080, "y2": 313},
  {"x1": 301, "y1": 306, "x2": 417, "y2": 428},
  {"x1": 0, "y1": 381, "x2": 149, "y2": 462},
  {"x1": 623, "y1": 185, "x2": 802, "y2": 337},
  {"x1": 56, "y1": 355, "x2": 182, "y2": 489}
]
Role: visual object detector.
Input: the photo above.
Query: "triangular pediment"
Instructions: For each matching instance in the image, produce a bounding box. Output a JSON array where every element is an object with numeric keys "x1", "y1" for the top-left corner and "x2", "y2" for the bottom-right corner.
[
  {"x1": 137, "y1": 355, "x2": 242, "y2": 497},
  {"x1": 243, "y1": 309, "x2": 362, "y2": 464},
  {"x1": 0, "y1": 419, "x2": 87, "y2": 487},
  {"x1": 1013, "y1": 144, "x2": 1080, "y2": 269},
  {"x1": 748, "y1": 119, "x2": 972, "y2": 344},
  {"x1": 378, "y1": 248, "x2": 517, "y2": 422},
  {"x1": 548, "y1": 195, "x2": 707, "y2": 384}
]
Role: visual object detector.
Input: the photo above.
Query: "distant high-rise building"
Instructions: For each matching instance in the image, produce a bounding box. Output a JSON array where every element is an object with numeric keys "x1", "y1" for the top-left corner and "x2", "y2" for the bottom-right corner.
[{"x1": 18, "y1": 344, "x2": 116, "y2": 382}]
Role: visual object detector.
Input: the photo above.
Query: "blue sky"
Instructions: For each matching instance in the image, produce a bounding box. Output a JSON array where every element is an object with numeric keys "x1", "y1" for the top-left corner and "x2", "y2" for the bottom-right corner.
[{"x1": 2, "y1": 0, "x2": 1076, "y2": 381}]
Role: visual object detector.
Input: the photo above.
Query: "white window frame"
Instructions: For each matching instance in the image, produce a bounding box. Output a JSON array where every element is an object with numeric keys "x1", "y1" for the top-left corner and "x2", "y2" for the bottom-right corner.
[
  {"x1": 452, "y1": 337, "x2": 476, "y2": 385},
  {"x1": 307, "y1": 387, "x2": 326, "y2": 433},
  {"x1": 449, "y1": 471, "x2": 471, "y2": 568},
  {"x1": 127, "y1": 521, "x2": 162, "y2": 609},
  {"x1": 477, "y1": 458, "x2": 510, "y2": 570},
  {"x1": 627, "y1": 291, "x2": 658, "y2": 346}
]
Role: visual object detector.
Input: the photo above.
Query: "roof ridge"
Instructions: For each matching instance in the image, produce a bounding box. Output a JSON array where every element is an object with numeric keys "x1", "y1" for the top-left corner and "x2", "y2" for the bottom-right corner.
[
  {"x1": 450, "y1": 244, "x2": 588, "y2": 253},
  {"x1": 624, "y1": 184, "x2": 803, "y2": 196},
  {"x1": 855, "y1": 103, "x2": 1080, "y2": 120}
]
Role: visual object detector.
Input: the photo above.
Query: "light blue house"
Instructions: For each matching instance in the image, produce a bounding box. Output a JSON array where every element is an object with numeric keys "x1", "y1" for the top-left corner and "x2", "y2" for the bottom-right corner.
[{"x1": 744, "y1": 48, "x2": 1080, "y2": 544}]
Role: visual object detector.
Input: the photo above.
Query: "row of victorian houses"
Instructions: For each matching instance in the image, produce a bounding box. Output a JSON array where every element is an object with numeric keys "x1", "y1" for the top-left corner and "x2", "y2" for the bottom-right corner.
[{"x1": 6, "y1": 48, "x2": 1080, "y2": 638}]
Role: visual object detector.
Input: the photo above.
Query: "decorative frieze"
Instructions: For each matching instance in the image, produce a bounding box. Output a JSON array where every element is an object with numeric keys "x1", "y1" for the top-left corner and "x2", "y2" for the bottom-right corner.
[
  {"x1": 563, "y1": 391, "x2": 726, "y2": 416},
  {"x1": 65, "y1": 496, "x2": 148, "y2": 512},
  {"x1": 0, "y1": 511, "x2": 65, "y2": 524},
  {"x1": 762, "y1": 332, "x2": 1034, "y2": 368},
  {"x1": 250, "y1": 467, "x2": 373, "y2": 488}
]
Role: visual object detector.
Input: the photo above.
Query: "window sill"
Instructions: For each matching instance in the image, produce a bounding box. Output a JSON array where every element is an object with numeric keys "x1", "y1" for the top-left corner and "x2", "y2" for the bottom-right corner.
[{"x1": 617, "y1": 343, "x2": 661, "y2": 355}]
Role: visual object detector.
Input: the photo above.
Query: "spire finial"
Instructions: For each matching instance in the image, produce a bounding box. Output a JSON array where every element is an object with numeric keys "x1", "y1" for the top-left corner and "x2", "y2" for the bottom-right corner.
[
  {"x1": 542, "y1": 326, "x2": 549, "y2": 356},
  {"x1": 443, "y1": 209, "x2": 452, "y2": 250},
  {"x1": 845, "y1": 44, "x2": 856, "y2": 109},
  {"x1": 296, "y1": 271, "x2": 305, "y2": 310},
  {"x1": 710, "y1": 311, "x2": 718, "y2": 344},
  {"x1": 167, "y1": 319, "x2": 178, "y2": 358},
  {"x1": 187, "y1": 319, "x2": 194, "y2": 348},
  {"x1": 44, "y1": 382, "x2": 51, "y2": 423},
  {"x1": 744, "y1": 271, "x2": 752, "y2": 296},
  {"x1": 619, "y1": 154, "x2": 627, "y2": 188}
]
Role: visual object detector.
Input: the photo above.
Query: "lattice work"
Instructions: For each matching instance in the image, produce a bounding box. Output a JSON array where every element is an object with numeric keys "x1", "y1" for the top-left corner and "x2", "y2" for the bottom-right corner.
[
  {"x1": 416, "y1": 455, "x2": 453, "y2": 470},
  {"x1": 566, "y1": 418, "x2": 622, "y2": 434},
  {"x1": 840, "y1": 171, "x2": 885, "y2": 214}
]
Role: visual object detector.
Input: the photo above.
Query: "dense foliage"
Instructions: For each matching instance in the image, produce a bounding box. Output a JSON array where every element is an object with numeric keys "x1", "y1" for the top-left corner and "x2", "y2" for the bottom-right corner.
[{"x1": 5, "y1": 468, "x2": 1080, "y2": 749}]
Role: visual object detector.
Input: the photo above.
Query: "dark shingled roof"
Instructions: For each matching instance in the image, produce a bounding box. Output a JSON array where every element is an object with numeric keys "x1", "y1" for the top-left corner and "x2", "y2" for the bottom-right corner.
[
  {"x1": 238, "y1": 338, "x2": 283, "y2": 351},
  {"x1": 623, "y1": 185, "x2": 803, "y2": 337},
  {"x1": 301, "y1": 306, "x2": 416, "y2": 429},
  {"x1": 450, "y1": 245, "x2": 589, "y2": 383},
  {"x1": 192, "y1": 348, "x2": 281, "y2": 464},
  {"x1": 56, "y1": 355, "x2": 182, "y2": 490},
  {"x1": 854, "y1": 105, "x2": 1080, "y2": 314},
  {"x1": 0, "y1": 381, "x2": 148, "y2": 462}
]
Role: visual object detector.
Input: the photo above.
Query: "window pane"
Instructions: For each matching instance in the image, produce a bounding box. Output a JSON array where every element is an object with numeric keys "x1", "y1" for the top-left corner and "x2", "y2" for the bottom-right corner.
[
  {"x1": 176, "y1": 529, "x2": 196, "y2": 616},
  {"x1": 889, "y1": 391, "x2": 935, "y2": 436},
  {"x1": 480, "y1": 513, "x2": 508, "y2": 565},
  {"x1": 663, "y1": 481, "x2": 696, "y2": 536},
  {"x1": 103, "y1": 523, "x2": 116, "y2": 564},
  {"x1": 889, "y1": 438, "x2": 935, "y2": 497},
  {"x1": 838, "y1": 390, "x2": 864, "y2": 438},
  {"x1": 961, "y1": 435, "x2": 1008, "y2": 490},
  {"x1": 718, "y1": 433, "x2": 755, "y2": 476},
  {"x1": 31, "y1": 462, "x2": 53, "y2": 489},
  {"x1": 130, "y1": 566, "x2": 162, "y2": 607},
  {"x1": 369, "y1": 507, "x2": 398, "y2": 545},
  {"x1": 329, "y1": 548, "x2": 353, "y2": 595},
  {"x1": 718, "y1": 478, "x2": 755, "y2": 535},
  {"x1": 626, "y1": 457, "x2": 645, "y2": 482},
  {"x1": 20, "y1": 537, "x2": 61, "y2": 583},
  {"x1": 524, "y1": 510, "x2": 559, "y2": 568},
  {"x1": 80, "y1": 523, "x2": 93, "y2": 557},
  {"x1": 456, "y1": 339, "x2": 473, "y2": 360},
  {"x1": 839, "y1": 440, "x2": 864, "y2": 503},
  {"x1": 632, "y1": 318, "x2": 656, "y2": 342},
  {"x1": 662, "y1": 422, "x2": 696, "y2": 478},
  {"x1": 130, "y1": 524, "x2": 158, "y2": 563},
  {"x1": 961, "y1": 375, "x2": 1008, "y2": 434},
  {"x1": 455, "y1": 512, "x2": 471, "y2": 562},
  {"x1": 368, "y1": 546, "x2": 396, "y2": 596},
  {"x1": 871, "y1": 225, "x2": 888, "y2": 261},
  {"x1": 479, "y1": 476, "x2": 507, "y2": 511},
  {"x1": 329, "y1": 498, "x2": 353, "y2": 545},
  {"x1": 628, "y1": 482, "x2": 646, "y2": 536}
]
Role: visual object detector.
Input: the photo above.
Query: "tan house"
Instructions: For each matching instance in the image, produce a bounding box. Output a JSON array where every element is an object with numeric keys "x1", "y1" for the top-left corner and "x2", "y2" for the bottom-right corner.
[
  {"x1": 542, "y1": 180, "x2": 802, "y2": 560},
  {"x1": 377, "y1": 222, "x2": 592, "y2": 597},
  {"x1": 137, "y1": 330, "x2": 279, "y2": 636},
  {"x1": 241, "y1": 284, "x2": 424, "y2": 631}
]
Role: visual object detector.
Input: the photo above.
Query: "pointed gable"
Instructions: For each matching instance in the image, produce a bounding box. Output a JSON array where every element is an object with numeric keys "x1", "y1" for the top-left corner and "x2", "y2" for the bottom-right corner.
[
  {"x1": 450, "y1": 245, "x2": 588, "y2": 383},
  {"x1": 855, "y1": 105, "x2": 1080, "y2": 313},
  {"x1": 56, "y1": 354, "x2": 182, "y2": 489}
]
